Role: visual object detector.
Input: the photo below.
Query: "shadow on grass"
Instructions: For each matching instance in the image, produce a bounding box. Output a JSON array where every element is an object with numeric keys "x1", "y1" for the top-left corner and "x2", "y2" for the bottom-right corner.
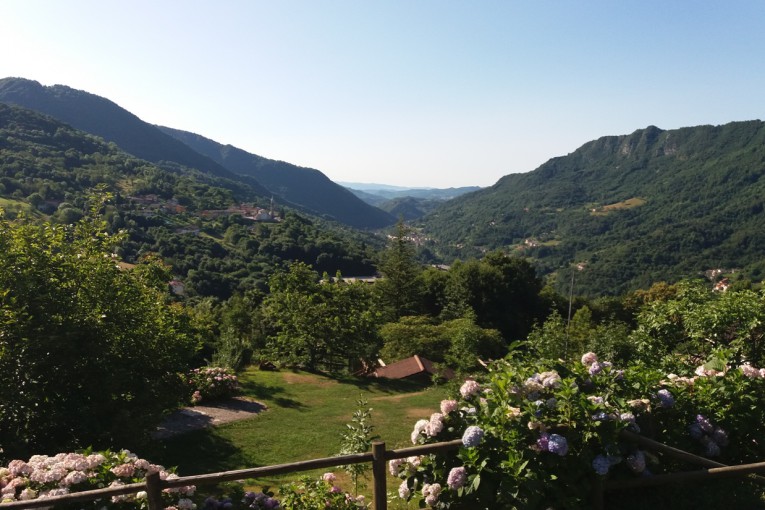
[
  {"x1": 152, "y1": 429, "x2": 254, "y2": 475},
  {"x1": 239, "y1": 378, "x2": 306, "y2": 410},
  {"x1": 333, "y1": 374, "x2": 433, "y2": 395}
]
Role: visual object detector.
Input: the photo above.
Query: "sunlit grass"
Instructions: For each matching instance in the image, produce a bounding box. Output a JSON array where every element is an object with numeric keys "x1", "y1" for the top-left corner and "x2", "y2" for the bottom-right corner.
[{"x1": 150, "y1": 367, "x2": 449, "y2": 500}]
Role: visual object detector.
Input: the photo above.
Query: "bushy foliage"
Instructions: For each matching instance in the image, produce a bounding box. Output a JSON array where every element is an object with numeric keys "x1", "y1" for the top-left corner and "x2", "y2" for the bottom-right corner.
[
  {"x1": 260, "y1": 263, "x2": 381, "y2": 372},
  {"x1": 379, "y1": 316, "x2": 505, "y2": 371},
  {"x1": 338, "y1": 397, "x2": 379, "y2": 494},
  {"x1": 278, "y1": 473, "x2": 368, "y2": 509},
  {"x1": 393, "y1": 351, "x2": 765, "y2": 509},
  {"x1": 0, "y1": 203, "x2": 199, "y2": 458},
  {"x1": 186, "y1": 367, "x2": 240, "y2": 404},
  {"x1": 0, "y1": 449, "x2": 194, "y2": 507}
]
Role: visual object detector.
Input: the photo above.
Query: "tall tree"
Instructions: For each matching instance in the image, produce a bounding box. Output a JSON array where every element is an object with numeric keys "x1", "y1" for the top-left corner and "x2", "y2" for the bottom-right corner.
[
  {"x1": 442, "y1": 252, "x2": 545, "y2": 341},
  {"x1": 375, "y1": 221, "x2": 424, "y2": 321}
]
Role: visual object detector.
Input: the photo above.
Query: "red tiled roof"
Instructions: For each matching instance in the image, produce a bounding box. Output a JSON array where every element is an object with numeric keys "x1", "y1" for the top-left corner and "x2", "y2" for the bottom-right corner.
[{"x1": 373, "y1": 355, "x2": 454, "y2": 380}]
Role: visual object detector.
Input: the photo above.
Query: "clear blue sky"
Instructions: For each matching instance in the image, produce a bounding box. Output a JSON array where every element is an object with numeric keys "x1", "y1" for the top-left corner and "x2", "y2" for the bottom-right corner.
[{"x1": 2, "y1": 1, "x2": 764, "y2": 187}]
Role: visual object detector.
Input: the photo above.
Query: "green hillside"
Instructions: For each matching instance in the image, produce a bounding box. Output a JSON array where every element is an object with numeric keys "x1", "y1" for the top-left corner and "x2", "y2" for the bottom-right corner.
[
  {"x1": 422, "y1": 121, "x2": 765, "y2": 295},
  {"x1": 159, "y1": 126, "x2": 395, "y2": 229},
  {"x1": 0, "y1": 77, "x2": 393, "y2": 229},
  {"x1": 0, "y1": 103, "x2": 380, "y2": 299}
]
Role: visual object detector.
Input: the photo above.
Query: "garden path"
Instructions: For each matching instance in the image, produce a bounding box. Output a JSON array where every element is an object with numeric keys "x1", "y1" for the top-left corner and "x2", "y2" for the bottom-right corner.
[{"x1": 153, "y1": 397, "x2": 266, "y2": 439}]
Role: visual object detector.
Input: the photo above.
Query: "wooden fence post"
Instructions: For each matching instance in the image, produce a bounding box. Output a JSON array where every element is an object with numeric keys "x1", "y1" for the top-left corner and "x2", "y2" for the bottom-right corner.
[
  {"x1": 372, "y1": 441, "x2": 387, "y2": 510},
  {"x1": 145, "y1": 471, "x2": 164, "y2": 510}
]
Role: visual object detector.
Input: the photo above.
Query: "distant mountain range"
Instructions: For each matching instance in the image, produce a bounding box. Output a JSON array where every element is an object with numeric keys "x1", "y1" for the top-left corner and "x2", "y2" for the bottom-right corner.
[
  {"x1": 4, "y1": 78, "x2": 765, "y2": 296},
  {"x1": 341, "y1": 183, "x2": 481, "y2": 219},
  {"x1": 0, "y1": 77, "x2": 394, "y2": 229},
  {"x1": 422, "y1": 121, "x2": 765, "y2": 295}
]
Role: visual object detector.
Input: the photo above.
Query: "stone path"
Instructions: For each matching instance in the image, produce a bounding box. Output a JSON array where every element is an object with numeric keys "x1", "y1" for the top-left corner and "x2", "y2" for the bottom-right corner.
[{"x1": 153, "y1": 397, "x2": 266, "y2": 439}]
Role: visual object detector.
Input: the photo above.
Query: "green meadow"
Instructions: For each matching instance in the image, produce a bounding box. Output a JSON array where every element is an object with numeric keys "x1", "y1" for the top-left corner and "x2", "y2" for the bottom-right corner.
[{"x1": 153, "y1": 367, "x2": 450, "y2": 497}]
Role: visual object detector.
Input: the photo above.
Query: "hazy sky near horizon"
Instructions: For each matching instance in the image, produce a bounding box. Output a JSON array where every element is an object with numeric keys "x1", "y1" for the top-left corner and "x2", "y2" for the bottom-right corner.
[{"x1": 3, "y1": 1, "x2": 764, "y2": 187}]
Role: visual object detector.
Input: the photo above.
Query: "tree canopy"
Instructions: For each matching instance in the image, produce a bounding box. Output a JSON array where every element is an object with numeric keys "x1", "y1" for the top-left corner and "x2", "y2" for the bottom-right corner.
[{"x1": 0, "y1": 201, "x2": 199, "y2": 458}]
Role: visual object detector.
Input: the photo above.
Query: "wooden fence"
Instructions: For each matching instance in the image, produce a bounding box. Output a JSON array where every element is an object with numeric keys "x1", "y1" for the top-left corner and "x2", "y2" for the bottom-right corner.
[
  {"x1": 5, "y1": 432, "x2": 765, "y2": 510},
  {"x1": 0, "y1": 439, "x2": 462, "y2": 510}
]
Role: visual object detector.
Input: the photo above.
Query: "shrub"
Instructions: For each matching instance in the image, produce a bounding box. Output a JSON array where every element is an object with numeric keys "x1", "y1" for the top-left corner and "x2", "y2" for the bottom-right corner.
[
  {"x1": 278, "y1": 473, "x2": 368, "y2": 509},
  {"x1": 0, "y1": 201, "x2": 199, "y2": 458},
  {"x1": 393, "y1": 351, "x2": 765, "y2": 509},
  {"x1": 0, "y1": 449, "x2": 194, "y2": 507},
  {"x1": 186, "y1": 367, "x2": 240, "y2": 404}
]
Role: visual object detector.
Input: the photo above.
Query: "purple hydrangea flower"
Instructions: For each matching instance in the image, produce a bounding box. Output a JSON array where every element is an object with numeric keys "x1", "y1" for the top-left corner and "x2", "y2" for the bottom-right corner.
[
  {"x1": 689, "y1": 422, "x2": 703, "y2": 439},
  {"x1": 447, "y1": 466, "x2": 468, "y2": 489},
  {"x1": 696, "y1": 414, "x2": 714, "y2": 434},
  {"x1": 547, "y1": 434, "x2": 569, "y2": 456},
  {"x1": 462, "y1": 426, "x2": 484, "y2": 447},
  {"x1": 657, "y1": 389, "x2": 675, "y2": 408},
  {"x1": 537, "y1": 432, "x2": 550, "y2": 451},
  {"x1": 592, "y1": 454, "x2": 610, "y2": 475},
  {"x1": 589, "y1": 362, "x2": 605, "y2": 376}
]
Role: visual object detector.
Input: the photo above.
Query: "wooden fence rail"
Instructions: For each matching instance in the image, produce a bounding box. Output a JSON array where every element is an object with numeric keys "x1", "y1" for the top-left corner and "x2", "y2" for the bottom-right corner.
[
  {"x1": 6, "y1": 433, "x2": 765, "y2": 510},
  {"x1": 0, "y1": 439, "x2": 463, "y2": 510}
]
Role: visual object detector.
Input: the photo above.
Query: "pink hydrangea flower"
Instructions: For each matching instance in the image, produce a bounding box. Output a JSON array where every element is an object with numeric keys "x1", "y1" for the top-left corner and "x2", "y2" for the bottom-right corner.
[
  {"x1": 389, "y1": 458, "x2": 405, "y2": 476},
  {"x1": 440, "y1": 399, "x2": 458, "y2": 414},
  {"x1": 581, "y1": 352, "x2": 598, "y2": 366},
  {"x1": 426, "y1": 413, "x2": 444, "y2": 436},
  {"x1": 460, "y1": 380, "x2": 481, "y2": 398},
  {"x1": 447, "y1": 466, "x2": 467, "y2": 489},
  {"x1": 398, "y1": 480, "x2": 411, "y2": 499}
]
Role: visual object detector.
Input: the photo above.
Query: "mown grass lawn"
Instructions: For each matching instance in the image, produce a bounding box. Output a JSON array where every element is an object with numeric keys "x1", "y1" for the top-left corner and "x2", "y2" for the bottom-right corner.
[{"x1": 150, "y1": 366, "x2": 450, "y2": 497}]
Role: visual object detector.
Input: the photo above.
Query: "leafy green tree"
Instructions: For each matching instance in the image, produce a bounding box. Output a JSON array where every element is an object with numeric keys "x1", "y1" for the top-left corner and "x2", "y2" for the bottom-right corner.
[
  {"x1": 260, "y1": 263, "x2": 381, "y2": 372},
  {"x1": 379, "y1": 315, "x2": 505, "y2": 372},
  {"x1": 379, "y1": 316, "x2": 450, "y2": 363},
  {"x1": 633, "y1": 280, "x2": 765, "y2": 368},
  {"x1": 442, "y1": 252, "x2": 545, "y2": 341},
  {"x1": 213, "y1": 293, "x2": 261, "y2": 369},
  {"x1": 441, "y1": 316, "x2": 506, "y2": 371},
  {"x1": 375, "y1": 221, "x2": 423, "y2": 321},
  {"x1": 0, "y1": 204, "x2": 199, "y2": 458}
]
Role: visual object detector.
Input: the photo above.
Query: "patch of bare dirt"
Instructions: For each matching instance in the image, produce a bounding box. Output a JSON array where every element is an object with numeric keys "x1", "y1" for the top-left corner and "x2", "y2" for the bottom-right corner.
[
  {"x1": 404, "y1": 407, "x2": 436, "y2": 419},
  {"x1": 153, "y1": 397, "x2": 266, "y2": 439},
  {"x1": 370, "y1": 390, "x2": 429, "y2": 401},
  {"x1": 282, "y1": 372, "x2": 337, "y2": 386}
]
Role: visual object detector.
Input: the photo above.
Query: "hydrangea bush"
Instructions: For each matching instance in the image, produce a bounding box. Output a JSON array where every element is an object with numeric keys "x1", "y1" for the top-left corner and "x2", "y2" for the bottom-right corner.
[
  {"x1": 277, "y1": 473, "x2": 368, "y2": 509},
  {"x1": 186, "y1": 367, "x2": 240, "y2": 404},
  {"x1": 393, "y1": 351, "x2": 765, "y2": 509},
  {"x1": 0, "y1": 449, "x2": 194, "y2": 508}
]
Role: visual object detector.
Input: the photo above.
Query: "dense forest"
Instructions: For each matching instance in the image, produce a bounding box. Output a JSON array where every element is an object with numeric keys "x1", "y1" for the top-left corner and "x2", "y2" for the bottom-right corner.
[
  {"x1": 0, "y1": 103, "x2": 381, "y2": 300},
  {"x1": 421, "y1": 121, "x2": 765, "y2": 295}
]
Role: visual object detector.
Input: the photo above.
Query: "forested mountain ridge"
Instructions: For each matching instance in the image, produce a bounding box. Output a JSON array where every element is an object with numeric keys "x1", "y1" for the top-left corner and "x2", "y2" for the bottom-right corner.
[
  {"x1": 0, "y1": 103, "x2": 381, "y2": 299},
  {"x1": 158, "y1": 126, "x2": 395, "y2": 229},
  {"x1": 0, "y1": 77, "x2": 393, "y2": 229},
  {"x1": 423, "y1": 121, "x2": 765, "y2": 295},
  {"x1": 0, "y1": 77, "x2": 272, "y2": 197}
]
